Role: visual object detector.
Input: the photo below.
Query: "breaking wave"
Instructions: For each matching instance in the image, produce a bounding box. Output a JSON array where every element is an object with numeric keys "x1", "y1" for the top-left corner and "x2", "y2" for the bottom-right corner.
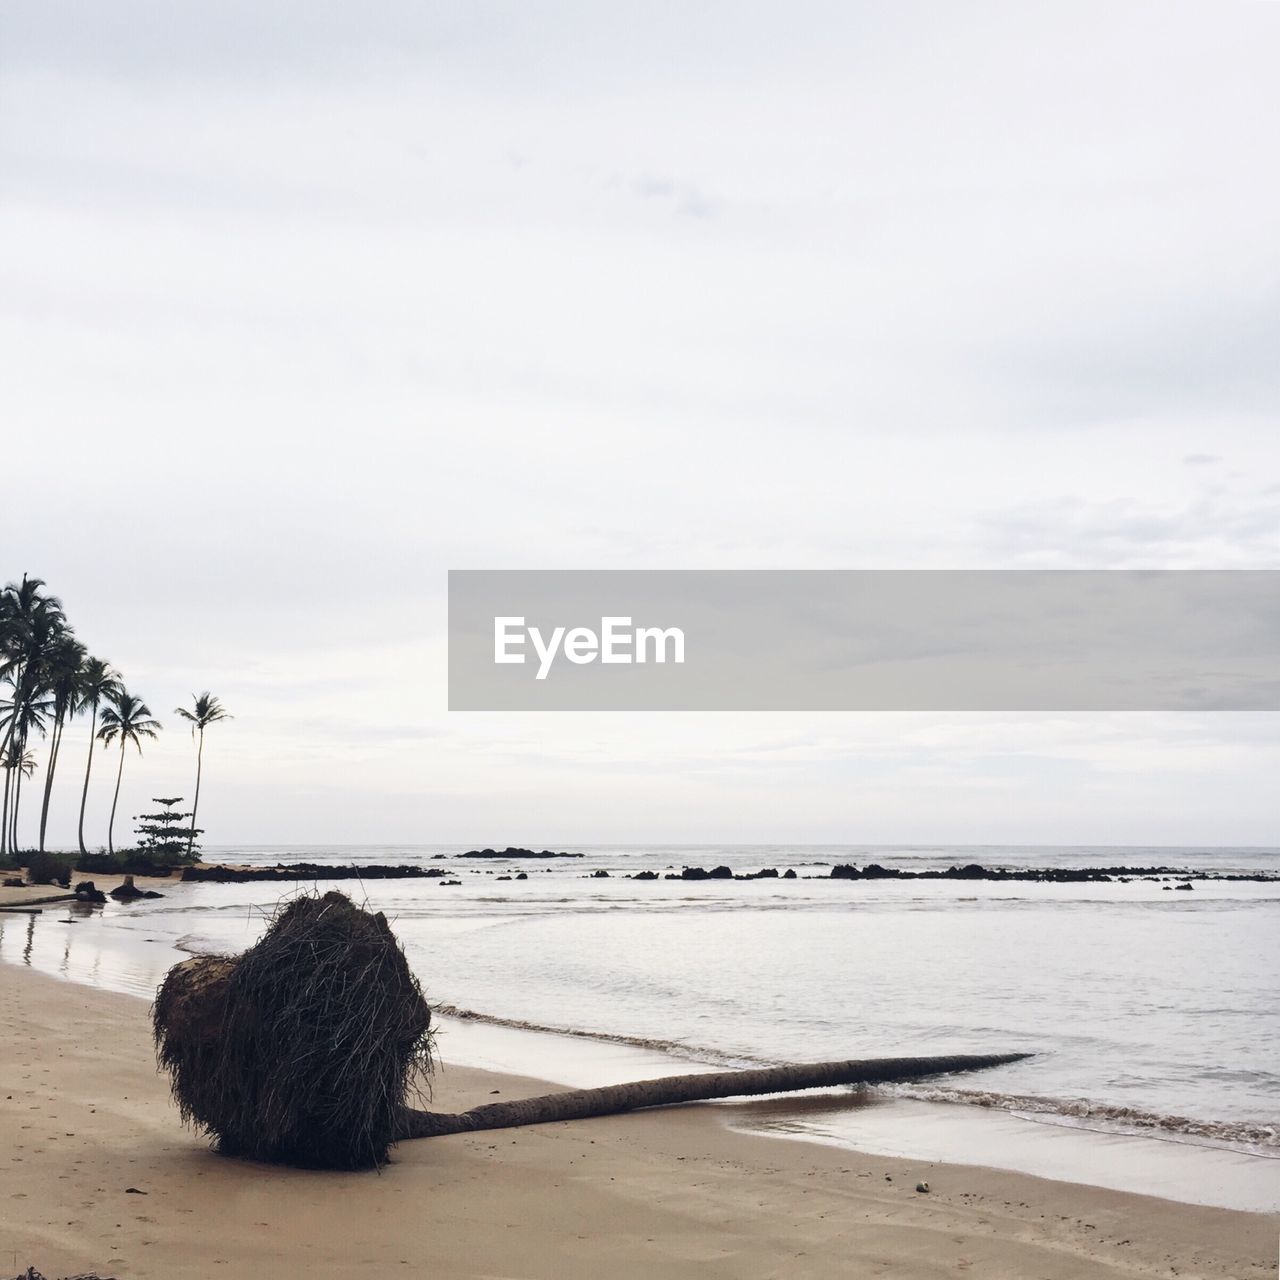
[
  {"x1": 174, "y1": 933, "x2": 235, "y2": 957},
  {"x1": 435, "y1": 1004, "x2": 1278, "y2": 1156},
  {"x1": 891, "y1": 1083, "x2": 1280, "y2": 1154},
  {"x1": 434, "y1": 1003, "x2": 751, "y2": 1068}
]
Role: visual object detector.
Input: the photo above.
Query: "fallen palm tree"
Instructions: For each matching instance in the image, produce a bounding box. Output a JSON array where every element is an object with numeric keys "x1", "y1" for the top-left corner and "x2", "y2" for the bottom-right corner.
[
  {"x1": 394, "y1": 1052, "x2": 1030, "y2": 1138},
  {"x1": 153, "y1": 891, "x2": 1030, "y2": 1169}
]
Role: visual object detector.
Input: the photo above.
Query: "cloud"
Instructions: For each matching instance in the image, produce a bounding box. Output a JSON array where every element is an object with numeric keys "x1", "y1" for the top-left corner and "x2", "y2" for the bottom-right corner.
[
  {"x1": 979, "y1": 482, "x2": 1280, "y2": 569},
  {"x1": 3, "y1": 0, "x2": 1279, "y2": 841},
  {"x1": 631, "y1": 175, "x2": 717, "y2": 219}
]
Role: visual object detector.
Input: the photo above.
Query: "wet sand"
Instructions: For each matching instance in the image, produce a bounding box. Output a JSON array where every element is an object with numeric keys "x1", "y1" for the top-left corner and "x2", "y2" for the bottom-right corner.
[{"x1": 2, "y1": 964, "x2": 1275, "y2": 1279}]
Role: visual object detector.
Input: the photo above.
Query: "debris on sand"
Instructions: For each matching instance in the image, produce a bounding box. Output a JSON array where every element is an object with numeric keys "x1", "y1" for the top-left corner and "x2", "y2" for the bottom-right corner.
[{"x1": 153, "y1": 891, "x2": 433, "y2": 1169}]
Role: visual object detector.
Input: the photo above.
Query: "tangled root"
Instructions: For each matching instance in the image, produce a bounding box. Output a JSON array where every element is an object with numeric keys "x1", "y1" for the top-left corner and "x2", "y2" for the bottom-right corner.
[{"x1": 153, "y1": 891, "x2": 433, "y2": 1169}]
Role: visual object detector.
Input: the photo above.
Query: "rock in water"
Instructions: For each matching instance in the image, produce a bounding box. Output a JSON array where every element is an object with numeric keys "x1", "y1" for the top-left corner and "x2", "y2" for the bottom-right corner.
[{"x1": 110, "y1": 875, "x2": 144, "y2": 901}]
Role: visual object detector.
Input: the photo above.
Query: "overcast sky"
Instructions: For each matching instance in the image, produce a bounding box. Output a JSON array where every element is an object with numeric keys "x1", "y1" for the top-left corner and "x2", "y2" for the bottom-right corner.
[{"x1": 3, "y1": 1, "x2": 1278, "y2": 848}]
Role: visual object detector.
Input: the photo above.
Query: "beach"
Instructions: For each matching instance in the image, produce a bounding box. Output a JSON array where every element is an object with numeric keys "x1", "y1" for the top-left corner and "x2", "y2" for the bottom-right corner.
[
  {"x1": 7, "y1": 3, "x2": 1280, "y2": 1271},
  {"x1": 2, "y1": 964, "x2": 1275, "y2": 1279},
  {"x1": 6, "y1": 844, "x2": 1277, "y2": 1192}
]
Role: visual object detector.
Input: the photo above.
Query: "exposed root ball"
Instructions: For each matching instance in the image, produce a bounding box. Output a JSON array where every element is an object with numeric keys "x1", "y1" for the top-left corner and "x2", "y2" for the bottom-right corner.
[{"x1": 153, "y1": 891, "x2": 433, "y2": 1169}]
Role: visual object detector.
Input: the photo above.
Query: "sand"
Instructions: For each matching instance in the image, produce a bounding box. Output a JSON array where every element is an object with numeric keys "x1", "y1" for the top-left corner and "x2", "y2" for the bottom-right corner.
[
  {"x1": 0, "y1": 871, "x2": 181, "y2": 912},
  {"x1": 1, "y1": 964, "x2": 1275, "y2": 1279}
]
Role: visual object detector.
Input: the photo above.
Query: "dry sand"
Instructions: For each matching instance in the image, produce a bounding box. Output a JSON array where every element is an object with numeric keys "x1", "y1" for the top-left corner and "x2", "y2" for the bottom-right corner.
[{"x1": 1, "y1": 964, "x2": 1275, "y2": 1279}]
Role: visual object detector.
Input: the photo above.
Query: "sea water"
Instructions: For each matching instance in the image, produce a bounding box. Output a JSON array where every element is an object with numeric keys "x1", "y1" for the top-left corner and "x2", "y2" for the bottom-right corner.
[{"x1": 3, "y1": 844, "x2": 1277, "y2": 1211}]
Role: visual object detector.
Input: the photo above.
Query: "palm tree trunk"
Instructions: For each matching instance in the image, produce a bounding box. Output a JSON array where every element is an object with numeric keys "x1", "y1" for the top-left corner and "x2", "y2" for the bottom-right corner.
[
  {"x1": 0, "y1": 664, "x2": 22, "y2": 761},
  {"x1": 188, "y1": 726, "x2": 204, "y2": 856},
  {"x1": 10, "y1": 728, "x2": 28, "y2": 854},
  {"x1": 12, "y1": 763, "x2": 24, "y2": 854},
  {"x1": 38, "y1": 710, "x2": 65, "y2": 854},
  {"x1": 1, "y1": 663, "x2": 35, "y2": 773},
  {"x1": 77, "y1": 701, "x2": 98, "y2": 857},
  {"x1": 1, "y1": 764, "x2": 11, "y2": 859},
  {"x1": 107, "y1": 744, "x2": 125, "y2": 857},
  {"x1": 1, "y1": 681, "x2": 19, "y2": 858},
  {"x1": 396, "y1": 1053, "x2": 1029, "y2": 1140}
]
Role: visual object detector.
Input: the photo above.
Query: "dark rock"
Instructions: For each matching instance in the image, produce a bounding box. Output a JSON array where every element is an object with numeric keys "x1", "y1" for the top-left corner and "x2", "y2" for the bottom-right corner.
[
  {"x1": 515, "y1": 872, "x2": 528, "y2": 880},
  {"x1": 1174, "y1": 881, "x2": 1193, "y2": 890},
  {"x1": 782, "y1": 869, "x2": 797, "y2": 879},
  {"x1": 183, "y1": 862, "x2": 448, "y2": 883},
  {"x1": 439, "y1": 879, "x2": 462, "y2": 887},
  {"x1": 822, "y1": 861, "x2": 1203, "y2": 885},
  {"x1": 108, "y1": 876, "x2": 165, "y2": 903},
  {"x1": 110, "y1": 876, "x2": 145, "y2": 901},
  {"x1": 630, "y1": 870, "x2": 659, "y2": 881},
  {"x1": 457, "y1": 847, "x2": 583, "y2": 859},
  {"x1": 862, "y1": 863, "x2": 903, "y2": 878},
  {"x1": 735, "y1": 868, "x2": 779, "y2": 880},
  {"x1": 590, "y1": 870, "x2": 611, "y2": 878},
  {"x1": 74, "y1": 882, "x2": 108, "y2": 904},
  {"x1": 110, "y1": 876, "x2": 140, "y2": 901}
]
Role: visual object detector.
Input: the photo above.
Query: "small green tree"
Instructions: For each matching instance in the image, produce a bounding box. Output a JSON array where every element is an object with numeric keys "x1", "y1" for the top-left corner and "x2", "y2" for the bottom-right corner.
[{"x1": 134, "y1": 796, "x2": 202, "y2": 865}]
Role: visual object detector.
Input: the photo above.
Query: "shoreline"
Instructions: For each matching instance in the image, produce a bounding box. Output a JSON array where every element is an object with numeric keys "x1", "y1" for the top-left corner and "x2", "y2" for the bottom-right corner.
[
  {"x1": 436, "y1": 1007, "x2": 1280, "y2": 1216},
  {"x1": 1, "y1": 965, "x2": 1277, "y2": 1277},
  {"x1": 2, "y1": 873, "x2": 1278, "y2": 1218}
]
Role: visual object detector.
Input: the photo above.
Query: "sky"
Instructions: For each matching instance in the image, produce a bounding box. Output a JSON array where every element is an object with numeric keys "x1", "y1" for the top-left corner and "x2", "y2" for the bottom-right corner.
[{"x1": 2, "y1": 1, "x2": 1278, "y2": 848}]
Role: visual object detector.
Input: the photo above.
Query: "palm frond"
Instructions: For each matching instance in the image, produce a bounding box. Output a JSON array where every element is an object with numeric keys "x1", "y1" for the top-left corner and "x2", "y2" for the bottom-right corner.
[
  {"x1": 97, "y1": 686, "x2": 164, "y2": 754},
  {"x1": 175, "y1": 691, "x2": 233, "y2": 734}
]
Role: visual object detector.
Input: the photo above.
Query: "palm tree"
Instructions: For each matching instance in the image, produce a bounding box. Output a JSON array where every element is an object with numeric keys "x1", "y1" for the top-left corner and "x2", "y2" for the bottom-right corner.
[
  {"x1": 2, "y1": 749, "x2": 38, "y2": 781},
  {"x1": 1, "y1": 687, "x2": 51, "y2": 855},
  {"x1": 1, "y1": 577, "x2": 65, "y2": 857},
  {"x1": 97, "y1": 690, "x2": 162, "y2": 857},
  {"x1": 0, "y1": 576, "x2": 65, "y2": 761},
  {"x1": 174, "y1": 692, "x2": 231, "y2": 856},
  {"x1": 1, "y1": 747, "x2": 38, "y2": 860},
  {"x1": 75, "y1": 658, "x2": 121, "y2": 857},
  {"x1": 395, "y1": 1053, "x2": 1031, "y2": 1139},
  {"x1": 0, "y1": 679, "x2": 14, "y2": 862},
  {"x1": 37, "y1": 634, "x2": 88, "y2": 853}
]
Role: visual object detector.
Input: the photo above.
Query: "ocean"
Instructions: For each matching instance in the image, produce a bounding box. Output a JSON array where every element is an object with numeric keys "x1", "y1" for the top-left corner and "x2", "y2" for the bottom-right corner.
[{"x1": 3, "y1": 843, "x2": 1277, "y2": 1212}]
